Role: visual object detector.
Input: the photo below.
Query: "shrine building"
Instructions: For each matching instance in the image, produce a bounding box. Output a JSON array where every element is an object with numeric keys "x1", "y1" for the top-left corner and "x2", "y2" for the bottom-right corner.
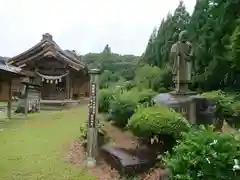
[{"x1": 7, "y1": 33, "x2": 90, "y2": 101}]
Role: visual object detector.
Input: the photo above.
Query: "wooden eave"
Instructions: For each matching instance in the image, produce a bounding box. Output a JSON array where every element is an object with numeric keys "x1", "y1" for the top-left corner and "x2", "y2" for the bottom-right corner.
[
  {"x1": 7, "y1": 34, "x2": 86, "y2": 70},
  {"x1": 0, "y1": 64, "x2": 27, "y2": 81}
]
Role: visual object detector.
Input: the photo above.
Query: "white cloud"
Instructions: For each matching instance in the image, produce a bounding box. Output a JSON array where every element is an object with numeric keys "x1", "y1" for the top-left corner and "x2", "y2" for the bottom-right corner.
[{"x1": 0, "y1": 0, "x2": 196, "y2": 56}]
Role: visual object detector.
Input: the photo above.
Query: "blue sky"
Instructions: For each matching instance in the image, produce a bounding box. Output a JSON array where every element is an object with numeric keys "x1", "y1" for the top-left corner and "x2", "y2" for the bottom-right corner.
[{"x1": 0, "y1": 0, "x2": 196, "y2": 57}]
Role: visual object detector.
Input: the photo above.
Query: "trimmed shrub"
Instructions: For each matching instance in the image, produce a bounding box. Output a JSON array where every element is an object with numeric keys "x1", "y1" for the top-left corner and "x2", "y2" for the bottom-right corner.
[
  {"x1": 128, "y1": 106, "x2": 190, "y2": 147},
  {"x1": 165, "y1": 126, "x2": 240, "y2": 180},
  {"x1": 109, "y1": 92, "x2": 138, "y2": 127},
  {"x1": 108, "y1": 88, "x2": 157, "y2": 127}
]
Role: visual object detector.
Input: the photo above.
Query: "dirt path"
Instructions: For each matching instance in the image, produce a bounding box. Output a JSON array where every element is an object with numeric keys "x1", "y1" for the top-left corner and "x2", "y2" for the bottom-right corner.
[
  {"x1": 67, "y1": 121, "x2": 164, "y2": 180},
  {"x1": 103, "y1": 122, "x2": 138, "y2": 149},
  {"x1": 67, "y1": 122, "x2": 138, "y2": 180},
  {"x1": 67, "y1": 141, "x2": 120, "y2": 180}
]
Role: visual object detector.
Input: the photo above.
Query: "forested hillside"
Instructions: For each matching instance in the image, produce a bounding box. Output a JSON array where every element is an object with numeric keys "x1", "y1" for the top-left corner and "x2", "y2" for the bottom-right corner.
[
  {"x1": 82, "y1": 44, "x2": 139, "y2": 80},
  {"x1": 143, "y1": 0, "x2": 240, "y2": 91},
  {"x1": 77, "y1": 44, "x2": 140, "y2": 88}
]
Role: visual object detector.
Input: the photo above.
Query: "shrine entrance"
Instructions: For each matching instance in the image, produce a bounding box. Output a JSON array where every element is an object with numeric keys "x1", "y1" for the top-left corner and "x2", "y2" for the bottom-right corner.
[
  {"x1": 41, "y1": 80, "x2": 66, "y2": 100},
  {"x1": 36, "y1": 71, "x2": 70, "y2": 100}
]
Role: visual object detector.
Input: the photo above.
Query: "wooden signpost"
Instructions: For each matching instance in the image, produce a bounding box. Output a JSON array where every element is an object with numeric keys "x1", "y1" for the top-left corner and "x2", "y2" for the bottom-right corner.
[
  {"x1": 88, "y1": 82, "x2": 97, "y2": 128},
  {"x1": 86, "y1": 69, "x2": 100, "y2": 168}
]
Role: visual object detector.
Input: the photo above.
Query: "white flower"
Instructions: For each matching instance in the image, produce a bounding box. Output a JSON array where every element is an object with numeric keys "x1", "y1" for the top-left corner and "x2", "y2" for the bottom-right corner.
[
  {"x1": 209, "y1": 140, "x2": 218, "y2": 146},
  {"x1": 233, "y1": 159, "x2": 240, "y2": 171},
  {"x1": 150, "y1": 135, "x2": 159, "y2": 144},
  {"x1": 206, "y1": 158, "x2": 211, "y2": 164}
]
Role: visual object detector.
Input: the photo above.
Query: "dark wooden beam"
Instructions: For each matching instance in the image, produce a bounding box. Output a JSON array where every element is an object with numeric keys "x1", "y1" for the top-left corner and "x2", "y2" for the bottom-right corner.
[
  {"x1": 56, "y1": 53, "x2": 82, "y2": 70},
  {"x1": 7, "y1": 80, "x2": 12, "y2": 119},
  {"x1": 24, "y1": 84, "x2": 29, "y2": 118},
  {"x1": 66, "y1": 74, "x2": 70, "y2": 99}
]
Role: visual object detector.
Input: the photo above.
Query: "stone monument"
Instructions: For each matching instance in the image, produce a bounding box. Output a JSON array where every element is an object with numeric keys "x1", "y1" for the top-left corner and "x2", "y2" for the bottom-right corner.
[
  {"x1": 170, "y1": 30, "x2": 194, "y2": 94},
  {"x1": 154, "y1": 30, "x2": 197, "y2": 124},
  {"x1": 154, "y1": 31, "x2": 220, "y2": 128}
]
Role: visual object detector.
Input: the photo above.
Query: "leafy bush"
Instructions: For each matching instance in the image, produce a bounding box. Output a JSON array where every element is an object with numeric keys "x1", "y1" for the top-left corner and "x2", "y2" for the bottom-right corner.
[
  {"x1": 79, "y1": 122, "x2": 88, "y2": 144},
  {"x1": 109, "y1": 92, "x2": 138, "y2": 127},
  {"x1": 202, "y1": 90, "x2": 234, "y2": 118},
  {"x1": 79, "y1": 121, "x2": 108, "y2": 146},
  {"x1": 99, "y1": 88, "x2": 116, "y2": 113},
  {"x1": 165, "y1": 126, "x2": 240, "y2": 180},
  {"x1": 133, "y1": 64, "x2": 173, "y2": 92},
  {"x1": 107, "y1": 88, "x2": 157, "y2": 127},
  {"x1": 156, "y1": 87, "x2": 168, "y2": 93},
  {"x1": 202, "y1": 91, "x2": 240, "y2": 128},
  {"x1": 124, "y1": 81, "x2": 135, "y2": 90},
  {"x1": 122, "y1": 88, "x2": 157, "y2": 105},
  {"x1": 137, "y1": 89, "x2": 157, "y2": 104},
  {"x1": 128, "y1": 106, "x2": 190, "y2": 140},
  {"x1": 228, "y1": 102, "x2": 240, "y2": 128},
  {"x1": 99, "y1": 70, "x2": 119, "y2": 89}
]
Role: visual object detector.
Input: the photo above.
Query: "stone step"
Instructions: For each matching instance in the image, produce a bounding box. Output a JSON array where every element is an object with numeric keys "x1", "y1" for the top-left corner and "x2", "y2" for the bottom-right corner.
[{"x1": 100, "y1": 145, "x2": 157, "y2": 176}]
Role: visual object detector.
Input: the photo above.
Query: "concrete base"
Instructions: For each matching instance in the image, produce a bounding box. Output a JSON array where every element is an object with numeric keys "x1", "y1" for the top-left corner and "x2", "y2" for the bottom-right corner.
[{"x1": 86, "y1": 157, "x2": 97, "y2": 168}]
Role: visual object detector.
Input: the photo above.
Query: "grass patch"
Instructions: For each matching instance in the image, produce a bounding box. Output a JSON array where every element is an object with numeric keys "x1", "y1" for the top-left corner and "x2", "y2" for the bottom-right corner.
[
  {"x1": 0, "y1": 101, "x2": 7, "y2": 106},
  {"x1": 0, "y1": 106, "x2": 95, "y2": 180}
]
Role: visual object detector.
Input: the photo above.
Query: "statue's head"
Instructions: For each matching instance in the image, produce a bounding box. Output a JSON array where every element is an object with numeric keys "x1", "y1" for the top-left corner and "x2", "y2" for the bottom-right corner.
[{"x1": 179, "y1": 30, "x2": 188, "y2": 42}]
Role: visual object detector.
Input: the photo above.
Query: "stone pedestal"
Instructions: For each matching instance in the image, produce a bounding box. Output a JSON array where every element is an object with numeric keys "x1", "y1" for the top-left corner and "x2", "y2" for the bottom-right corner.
[
  {"x1": 154, "y1": 91, "x2": 198, "y2": 125},
  {"x1": 170, "y1": 91, "x2": 197, "y2": 124}
]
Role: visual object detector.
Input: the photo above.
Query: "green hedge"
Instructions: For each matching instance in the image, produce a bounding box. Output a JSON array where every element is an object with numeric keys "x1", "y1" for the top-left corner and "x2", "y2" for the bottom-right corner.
[
  {"x1": 109, "y1": 93, "x2": 138, "y2": 127},
  {"x1": 128, "y1": 106, "x2": 190, "y2": 140},
  {"x1": 165, "y1": 126, "x2": 240, "y2": 180},
  {"x1": 107, "y1": 88, "x2": 157, "y2": 127}
]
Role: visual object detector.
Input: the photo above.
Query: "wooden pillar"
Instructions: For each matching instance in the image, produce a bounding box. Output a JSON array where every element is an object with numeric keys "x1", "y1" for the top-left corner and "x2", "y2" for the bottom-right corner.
[
  {"x1": 24, "y1": 84, "x2": 29, "y2": 118},
  {"x1": 7, "y1": 80, "x2": 12, "y2": 119},
  {"x1": 69, "y1": 78, "x2": 73, "y2": 99},
  {"x1": 38, "y1": 91, "x2": 41, "y2": 112},
  {"x1": 66, "y1": 74, "x2": 70, "y2": 99}
]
